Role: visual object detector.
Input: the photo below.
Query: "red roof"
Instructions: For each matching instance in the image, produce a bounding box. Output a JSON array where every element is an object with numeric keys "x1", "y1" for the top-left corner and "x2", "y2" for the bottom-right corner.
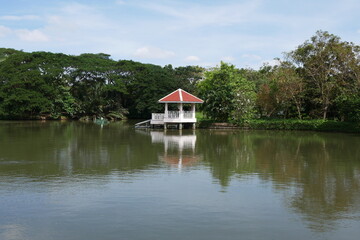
[{"x1": 158, "y1": 89, "x2": 203, "y2": 103}]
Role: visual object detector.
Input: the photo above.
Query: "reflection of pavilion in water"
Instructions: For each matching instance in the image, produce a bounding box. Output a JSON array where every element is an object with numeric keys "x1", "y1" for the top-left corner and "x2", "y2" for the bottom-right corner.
[{"x1": 150, "y1": 131, "x2": 201, "y2": 168}]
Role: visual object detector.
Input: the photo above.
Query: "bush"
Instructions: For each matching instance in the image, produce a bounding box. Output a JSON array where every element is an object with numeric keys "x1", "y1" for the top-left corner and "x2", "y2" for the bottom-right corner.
[{"x1": 239, "y1": 119, "x2": 360, "y2": 133}]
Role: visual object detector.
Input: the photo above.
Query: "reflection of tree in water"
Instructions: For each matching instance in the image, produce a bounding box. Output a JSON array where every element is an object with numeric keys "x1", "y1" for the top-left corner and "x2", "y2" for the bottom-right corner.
[
  {"x1": 2, "y1": 122, "x2": 360, "y2": 232},
  {"x1": 197, "y1": 130, "x2": 256, "y2": 186},
  {"x1": 198, "y1": 130, "x2": 360, "y2": 231},
  {"x1": 0, "y1": 121, "x2": 162, "y2": 178},
  {"x1": 53, "y1": 122, "x2": 162, "y2": 174},
  {"x1": 252, "y1": 131, "x2": 360, "y2": 231}
]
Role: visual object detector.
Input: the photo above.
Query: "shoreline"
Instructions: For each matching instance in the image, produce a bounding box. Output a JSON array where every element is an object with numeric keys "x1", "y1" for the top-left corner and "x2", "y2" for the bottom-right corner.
[
  {"x1": 1, "y1": 119, "x2": 359, "y2": 133},
  {"x1": 197, "y1": 119, "x2": 360, "y2": 133}
]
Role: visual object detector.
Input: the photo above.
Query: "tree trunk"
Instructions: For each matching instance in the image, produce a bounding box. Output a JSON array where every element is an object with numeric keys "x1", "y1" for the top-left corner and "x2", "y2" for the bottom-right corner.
[
  {"x1": 293, "y1": 98, "x2": 302, "y2": 120},
  {"x1": 297, "y1": 106, "x2": 302, "y2": 120},
  {"x1": 323, "y1": 106, "x2": 328, "y2": 120}
]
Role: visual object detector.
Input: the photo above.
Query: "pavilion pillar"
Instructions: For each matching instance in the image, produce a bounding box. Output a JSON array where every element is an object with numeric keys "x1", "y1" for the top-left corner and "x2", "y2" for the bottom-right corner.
[
  {"x1": 178, "y1": 103, "x2": 183, "y2": 120},
  {"x1": 191, "y1": 104, "x2": 195, "y2": 118},
  {"x1": 165, "y1": 103, "x2": 168, "y2": 118}
]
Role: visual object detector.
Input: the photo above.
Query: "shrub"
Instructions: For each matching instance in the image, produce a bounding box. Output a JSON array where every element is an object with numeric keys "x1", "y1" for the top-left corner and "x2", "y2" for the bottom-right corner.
[{"x1": 239, "y1": 119, "x2": 360, "y2": 133}]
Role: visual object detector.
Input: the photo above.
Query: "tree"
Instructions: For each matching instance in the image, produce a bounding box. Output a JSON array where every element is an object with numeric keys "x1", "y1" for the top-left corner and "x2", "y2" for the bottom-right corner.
[
  {"x1": 0, "y1": 48, "x2": 205, "y2": 120},
  {"x1": 197, "y1": 62, "x2": 257, "y2": 122},
  {"x1": 230, "y1": 75, "x2": 257, "y2": 122},
  {"x1": 271, "y1": 62, "x2": 305, "y2": 119},
  {"x1": 334, "y1": 93, "x2": 360, "y2": 122},
  {"x1": 0, "y1": 48, "x2": 22, "y2": 62},
  {"x1": 174, "y1": 66, "x2": 204, "y2": 93},
  {"x1": 287, "y1": 30, "x2": 360, "y2": 120},
  {"x1": 197, "y1": 62, "x2": 237, "y2": 121},
  {"x1": 70, "y1": 53, "x2": 118, "y2": 117},
  {"x1": 0, "y1": 52, "x2": 57, "y2": 119},
  {"x1": 256, "y1": 81, "x2": 278, "y2": 118},
  {"x1": 115, "y1": 60, "x2": 178, "y2": 118}
]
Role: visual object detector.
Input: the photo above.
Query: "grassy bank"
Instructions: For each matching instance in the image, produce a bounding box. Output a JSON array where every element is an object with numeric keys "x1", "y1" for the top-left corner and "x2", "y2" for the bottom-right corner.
[{"x1": 197, "y1": 118, "x2": 360, "y2": 133}]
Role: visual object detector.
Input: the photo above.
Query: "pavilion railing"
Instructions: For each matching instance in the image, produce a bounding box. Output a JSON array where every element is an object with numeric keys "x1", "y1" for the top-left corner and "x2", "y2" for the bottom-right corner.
[
  {"x1": 152, "y1": 111, "x2": 195, "y2": 121},
  {"x1": 183, "y1": 111, "x2": 194, "y2": 119},
  {"x1": 167, "y1": 111, "x2": 180, "y2": 119},
  {"x1": 152, "y1": 113, "x2": 164, "y2": 120}
]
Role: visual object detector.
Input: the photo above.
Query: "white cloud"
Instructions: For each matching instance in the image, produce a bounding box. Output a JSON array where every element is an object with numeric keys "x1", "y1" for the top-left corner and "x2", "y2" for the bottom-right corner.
[
  {"x1": 262, "y1": 59, "x2": 281, "y2": 67},
  {"x1": 140, "y1": 0, "x2": 262, "y2": 28},
  {"x1": 15, "y1": 29, "x2": 49, "y2": 42},
  {"x1": 134, "y1": 46, "x2": 175, "y2": 59},
  {"x1": 115, "y1": 0, "x2": 126, "y2": 5},
  {"x1": 221, "y1": 56, "x2": 235, "y2": 62},
  {"x1": 61, "y1": 3, "x2": 94, "y2": 15},
  {"x1": 0, "y1": 0, "x2": 358, "y2": 68},
  {"x1": 185, "y1": 55, "x2": 200, "y2": 62},
  {"x1": 241, "y1": 54, "x2": 262, "y2": 61},
  {"x1": 43, "y1": 3, "x2": 116, "y2": 42},
  {"x1": 0, "y1": 15, "x2": 40, "y2": 21},
  {"x1": 0, "y1": 25, "x2": 11, "y2": 38},
  {"x1": 199, "y1": 61, "x2": 217, "y2": 68}
]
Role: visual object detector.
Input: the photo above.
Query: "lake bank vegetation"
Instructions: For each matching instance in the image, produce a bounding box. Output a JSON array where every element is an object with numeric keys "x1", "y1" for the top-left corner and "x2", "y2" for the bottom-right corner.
[
  {"x1": 0, "y1": 49, "x2": 202, "y2": 120},
  {"x1": 197, "y1": 118, "x2": 360, "y2": 133},
  {"x1": 1, "y1": 30, "x2": 359, "y2": 131}
]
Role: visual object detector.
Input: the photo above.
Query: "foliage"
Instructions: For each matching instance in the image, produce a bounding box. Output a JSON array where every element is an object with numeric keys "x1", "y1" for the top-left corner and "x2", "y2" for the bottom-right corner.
[
  {"x1": 197, "y1": 62, "x2": 256, "y2": 122},
  {"x1": 0, "y1": 48, "x2": 21, "y2": 62},
  {"x1": 0, "y1": 51, "x2": 60, "y2": 119},
  {"x1": 243, "y1": 119, "x2": 360, "y2": 133},
  {"x1": 1, "y1": 29, "x2": 360, "y2": 126},
  {"x1": 173, "y1": 65, "x2": 204, "y2": 93},
  {"x1": 230, "y1": 75, "x2": 257, "y2": 123},
  {"x1": 0, "y1": 49, "x2": 202, "y2": 120},
  {"x1": 334, "y1": 93, "x2": 360, "y2": 122},
  {"x1": 115, "y1": 61, "x2": 174, "y2": 118},
  {"x1": 287, "y1": 30, "x2": 360, "y2": 120},
  {"x1": 256, "y1": 79, "x2": 279, "y2": 117},
  {"x1": 69, "y1": 53, "x2": 120, "y2": 117},
  {"x1": 197, "y1": 62, "x2": 236, "y2": 121},
  {"x1": 257, "y1": 61, "x2": 305, "y2": 119}
]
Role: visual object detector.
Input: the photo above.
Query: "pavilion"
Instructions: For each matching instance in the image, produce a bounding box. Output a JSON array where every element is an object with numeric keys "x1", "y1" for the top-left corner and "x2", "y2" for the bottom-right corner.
[{"x1": 149, "y1": 88, "x2": 203, "y2": 129}]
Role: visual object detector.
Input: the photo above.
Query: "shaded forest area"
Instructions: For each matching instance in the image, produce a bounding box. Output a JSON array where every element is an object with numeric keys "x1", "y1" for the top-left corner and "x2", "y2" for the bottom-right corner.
[
  {"x1": 1, "y1": 30, "x2": 360, "y2": 122},
  {"x1": 0, "y1": 49, "x2": 202, "y2": 120}
]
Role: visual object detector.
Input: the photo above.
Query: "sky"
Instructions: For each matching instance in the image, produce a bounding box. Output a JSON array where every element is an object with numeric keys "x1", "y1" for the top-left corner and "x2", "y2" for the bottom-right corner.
[{"x1": 0, "y1": 0, "x2": 360, "y2": 69}]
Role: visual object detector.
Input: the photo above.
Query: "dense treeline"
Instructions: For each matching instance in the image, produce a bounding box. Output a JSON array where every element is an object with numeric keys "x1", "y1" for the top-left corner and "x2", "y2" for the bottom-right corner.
[
  {"x1": 0, "y1": 49, "x2": 203, "y2": 119},
  {"x1": 1, "y1": 30, "x2": 360, "y2": 122},
  {"x1": 198, "y1": 31, "x2": 360, "y2": 122}
]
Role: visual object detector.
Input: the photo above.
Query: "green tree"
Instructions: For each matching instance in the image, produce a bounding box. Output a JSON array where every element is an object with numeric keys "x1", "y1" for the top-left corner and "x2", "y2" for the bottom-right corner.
[
  {"x1": 287, "y1": 30, "x2": 360, "y2": 120},
  {"x1": 0, "y1": 49, "x2": 204, "y2": 120},
  {"x1": 0, "y1": 52, "x2": 57, "y2": 119},
  {"x1": 256, "y1": 82, "x2": 278, "y2": 117},
  {"x1": 197, "y1": 62, "x2": 257, "y2": 122},
  {"x1": 0, "y1": 48, "x2": 22, "y2": 62},
  {"x1": 334, "y1": 93, "x2": 360, "y2": 122},
  {"x1": 174, "y1": 65, "x2": 204, "y2": 93},
  {"x1": 270, "y1": 62, "x2": 305, "y2": 119},
  {"x1": 230, "y1": 75, "x2": 257, "y2": 122},
  {"x1": 197, "y1": 62, "x2": 237, "y2": 121},
  {"x1": 31, "y1": 51, "x2": 77, "y2": 118},
  {"x1": 115, "y1": 60, "x2": 178, "y2": 118},
  {"x1": 68, "y1": 53, "x2": 130, "y2": 119}
]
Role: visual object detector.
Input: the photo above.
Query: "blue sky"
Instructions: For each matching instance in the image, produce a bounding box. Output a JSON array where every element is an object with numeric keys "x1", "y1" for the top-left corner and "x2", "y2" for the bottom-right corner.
[{"x1": 0, "y1": 0, "x2": 359, "y2": 68}]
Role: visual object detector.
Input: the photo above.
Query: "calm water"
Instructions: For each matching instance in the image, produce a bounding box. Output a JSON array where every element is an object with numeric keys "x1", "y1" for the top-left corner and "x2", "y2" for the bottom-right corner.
[{"x1": 1, "y1": 121, "x2": 360, "y2": 240}]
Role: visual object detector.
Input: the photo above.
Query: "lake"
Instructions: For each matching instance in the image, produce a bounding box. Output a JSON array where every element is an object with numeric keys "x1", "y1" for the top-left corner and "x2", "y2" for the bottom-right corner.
[{"x1": 1, "y1": 121, "x2": 360, "y2": 240}]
